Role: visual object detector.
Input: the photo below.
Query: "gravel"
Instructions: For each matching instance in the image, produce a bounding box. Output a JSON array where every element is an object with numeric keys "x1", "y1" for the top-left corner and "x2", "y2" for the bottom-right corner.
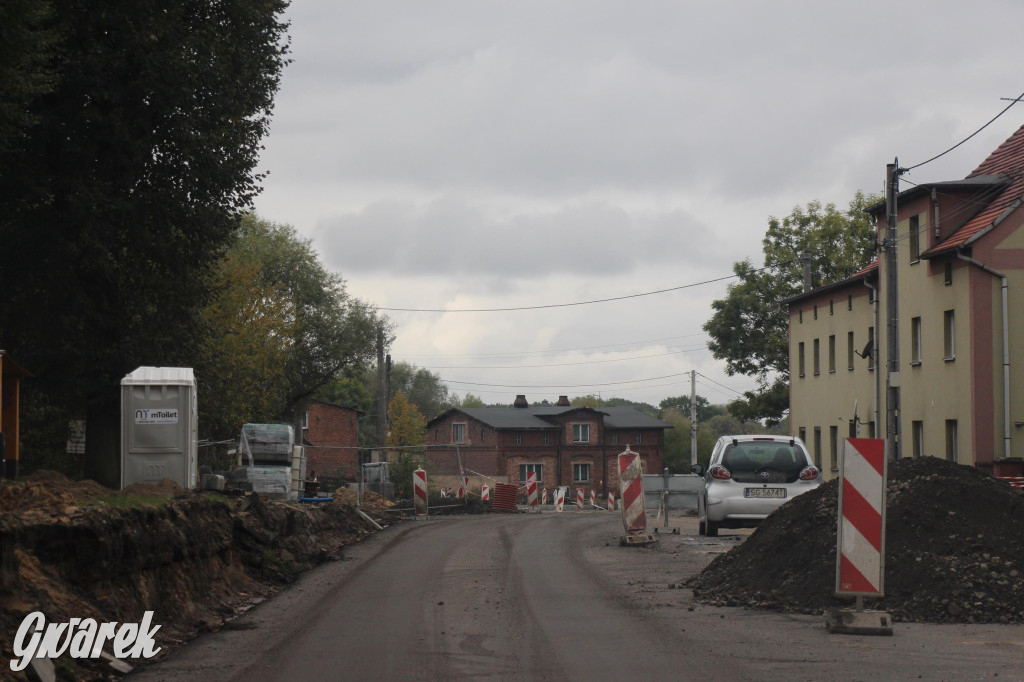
[{"x1": 686, "y1": 456, "x2": 1024, "y2": 623}]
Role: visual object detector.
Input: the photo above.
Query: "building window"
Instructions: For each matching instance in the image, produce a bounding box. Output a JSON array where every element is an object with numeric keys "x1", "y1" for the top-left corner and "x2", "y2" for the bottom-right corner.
[
  {"x1": 847, "y1": 331, "x2": 855, "y2": 371},
  {"x1": 519, "y1": 463, "x2": 543, "y2": 484},
  {"x1": 573, "y1": 462, "x2": 591, "y2": 483},
  {"x1": 798, "y1": 427, "x2": 807, "y2": 444},
  {"x1": 830, "y1": 425, "x2": 838, "y2": 472},
  {"x1": 515, "y1": 432, "x2": 522, "y2": 445},
  {"x1": 911, "y1": 316, "x2": 922, "y2": 365},
  {"x1": 635, "y1": 432, "x2": 643, "y2": 444},
  {"x1": 912, "y1": 420, "x2": 924, "y2": 458},
  {"x1": 814, "y1": 305, "x2": 818, "y2": 320},
  {"x1": 944, "y1": 262, "x2": 953, "y2": 285},
  {"x1": 573, "y1": 424, "x2": 590, "y2": 443},
  {"x1": 830, "y1": 300, "x2": 834, "y2": 315},
  {"x1": 828, "y1": 335, "x2": 836, "y2": 373},
  {"x1": 813, "y1": 427, "x2": 822, "y2": 469},
  {"x1": 944, "y1": 310, "x2": 955, "y2": 360},
  {"x1": 798, "y1": 342, "x2": 806, "y2": 377},
  {"x1": 848, "y1": 294, "x2": 853, "y2": 311},
  {"x1": 813, "y1": 338, "x2": 820, "y2": 375},
  {"x1": 452, "y1": 423, "x2": 466, "y2": 443},
  {"x1": 945, "y1": 420, "x2": 958, "y2": 462},
  {"x1": 799, "y1": 310, "x2": 803, "y2": 324},
  {"x1": 543, "y1": 433, "x2": 551, "y2": 445},
  {"x1": 909, "y1": 215, "x2": 920, "y2": 262},
  {"x1": 301, "y1": 411, "x2": 309, "y2": 429},
  {"x1": 867, "y1": 327, "x2": 875, "y2": 370},
  {"x1": 610, "y1": 433, "x2": 618, "y2": 445}
]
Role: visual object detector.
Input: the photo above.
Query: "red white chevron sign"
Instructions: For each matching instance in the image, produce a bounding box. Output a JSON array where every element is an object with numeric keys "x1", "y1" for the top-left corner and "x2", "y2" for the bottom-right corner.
[
  {"x1": 836, "y1": 438, "x2": 887, "y2": 596},
  {"x1": 618, "y1": 447, "x2": 646, "y2": 533}
]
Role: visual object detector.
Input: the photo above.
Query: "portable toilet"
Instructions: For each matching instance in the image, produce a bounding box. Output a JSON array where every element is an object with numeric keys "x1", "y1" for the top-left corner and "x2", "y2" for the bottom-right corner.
[{"x1": 121, "y1": 366, "x2": 198, "y2": 489}]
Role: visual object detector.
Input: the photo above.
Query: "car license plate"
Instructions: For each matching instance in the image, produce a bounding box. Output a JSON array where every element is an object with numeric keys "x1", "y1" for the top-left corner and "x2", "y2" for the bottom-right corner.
[{"x1": 745, "y1": 488, "x2": 786, "y2": 499}]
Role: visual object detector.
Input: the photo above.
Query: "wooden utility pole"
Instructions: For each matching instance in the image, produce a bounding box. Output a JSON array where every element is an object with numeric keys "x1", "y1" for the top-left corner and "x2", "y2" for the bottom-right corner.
[{"x1": 885, "y1": 160, "x2": 902, "y2": 461}]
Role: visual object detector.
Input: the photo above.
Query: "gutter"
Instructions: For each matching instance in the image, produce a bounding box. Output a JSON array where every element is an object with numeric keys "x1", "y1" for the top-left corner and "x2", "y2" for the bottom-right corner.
[
  {"x1": 864, "y1": 278, "x2": 881, "y2": 439},
  {"x1": 956, "y1": 250, "x2": 1012, "y2": 460}
]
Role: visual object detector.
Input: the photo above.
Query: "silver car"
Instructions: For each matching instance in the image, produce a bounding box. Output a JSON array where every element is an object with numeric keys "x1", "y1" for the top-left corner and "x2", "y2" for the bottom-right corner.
[{"x1": 693, "y1": 435, "x2": 820, "y2": 536}]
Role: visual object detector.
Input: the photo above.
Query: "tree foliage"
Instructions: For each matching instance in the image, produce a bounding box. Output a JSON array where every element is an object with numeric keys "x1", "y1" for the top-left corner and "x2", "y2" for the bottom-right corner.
[
  {"x1": 703, "y1": 193, "x2": 878, "y2": 424},
  {"x1": 0, "y1": 0, "x2": 291, "y2": 480}
]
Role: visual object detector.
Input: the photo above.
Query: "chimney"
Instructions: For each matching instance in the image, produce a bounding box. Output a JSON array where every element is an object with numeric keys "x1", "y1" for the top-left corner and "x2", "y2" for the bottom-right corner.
[
  {"x1": 513, "y1": 394, "x2": 528, "y2": 408},
  {"x1": 556, "y1": 395, "x2": 571, "y2": 406}
]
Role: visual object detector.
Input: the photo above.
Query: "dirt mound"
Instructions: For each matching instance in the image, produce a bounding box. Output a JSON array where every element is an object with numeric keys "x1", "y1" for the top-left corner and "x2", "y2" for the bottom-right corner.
[
  {"x1": 0, "y1": 470, "x2": 111, "y2": 513},
  {"x1": 686, "y1": 457, "x2": 1024, "y2": 623},
  {"x1": 331, "y1": 487, "x2": 395, "y2": 512}
]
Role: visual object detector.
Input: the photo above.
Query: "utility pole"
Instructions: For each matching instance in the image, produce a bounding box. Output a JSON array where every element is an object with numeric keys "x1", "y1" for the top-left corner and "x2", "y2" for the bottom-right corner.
[
  {"x1": 885, "y1": 160, "x2": 902, "y2": 461},
  {"x1": 376, "y1": 328, "x2": 387, "y2": 459},
  {"x1": 690, "y1": 370, "x2": 698, "y2": 469}
]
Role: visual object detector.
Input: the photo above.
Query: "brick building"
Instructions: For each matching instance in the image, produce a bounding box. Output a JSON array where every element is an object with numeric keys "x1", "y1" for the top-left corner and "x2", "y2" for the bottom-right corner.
[
  {"x1": 423, "y1": 395, "x2": 671, "y2": 496},
  {"x1": 301, "y1": 400, "x2": 361, "y2": 485}
]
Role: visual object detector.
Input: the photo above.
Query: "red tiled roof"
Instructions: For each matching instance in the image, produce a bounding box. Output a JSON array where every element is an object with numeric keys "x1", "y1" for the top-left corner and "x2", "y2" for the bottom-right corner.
[{"x1": 925, "y1": 123, "x2": 1024, "y2": 255}]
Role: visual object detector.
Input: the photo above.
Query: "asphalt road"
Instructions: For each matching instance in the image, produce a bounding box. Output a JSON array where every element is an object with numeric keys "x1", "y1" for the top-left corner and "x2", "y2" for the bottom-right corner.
[{"x1": 129, "y1": 511, "x2": 1024, "y2": 682}]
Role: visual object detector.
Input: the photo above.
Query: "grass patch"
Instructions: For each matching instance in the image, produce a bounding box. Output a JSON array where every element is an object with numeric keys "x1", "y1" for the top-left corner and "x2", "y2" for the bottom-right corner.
[{"x1": 90, "y1": 494, "x2": 173, "y2": 509}]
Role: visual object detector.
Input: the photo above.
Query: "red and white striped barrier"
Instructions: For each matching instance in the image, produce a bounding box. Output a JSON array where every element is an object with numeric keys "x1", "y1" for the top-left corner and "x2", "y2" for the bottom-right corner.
[
  {"x1": 607, "y1": 491, "x2": 615, "y2": 511},
  {"x1": 481, "y1": 484, "x2": 490, "y2": 501},
  {"x1": 440, "y1": 487, "x2": 450, "y2": 499},
  {"x1": 618, "y1": 448, "x2": 646, "y2": 532},
  {"x1": 456, "y1": 475, "x2": 469, "y2": 500},
  {"x1": 526, "y1": 472, "x2": 538, "y2": 507},
  {"x1": 589, "y1": 489, "x2": 596, "y2": 507},
  {"x1": 837, "y1": 438, "x2": 886, "y2": 596},
  {"x1": 555, "y1": 488, "x2": 565, "y2": 512},
  {"x1": 998, "y1": 477, "x2": 1024, "y2": 488},
  {"x1": 413, "y1": 468, "x2": 428, "y2": 516},
  {"x1": 541, "y1": 488, "x2": 548, "y2": 505},
  {"x1": 576, "y1": 488, "x2": 584, "y2": 510}
]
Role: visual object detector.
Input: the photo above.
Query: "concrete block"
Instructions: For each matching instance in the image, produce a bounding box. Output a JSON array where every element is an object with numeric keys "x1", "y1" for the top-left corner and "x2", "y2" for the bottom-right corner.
[{"x1": 825, "y1": 608, "x2": 894, "y2": 636}]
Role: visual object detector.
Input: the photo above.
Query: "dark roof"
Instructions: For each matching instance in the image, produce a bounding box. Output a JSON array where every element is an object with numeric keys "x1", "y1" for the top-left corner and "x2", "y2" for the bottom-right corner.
[{"x1": 428, "y1": 405, "x2": 671, "y2": 430}]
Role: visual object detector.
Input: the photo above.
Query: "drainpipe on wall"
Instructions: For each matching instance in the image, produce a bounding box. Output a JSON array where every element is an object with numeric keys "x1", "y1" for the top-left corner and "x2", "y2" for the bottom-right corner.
[
  {"x1": 956, "y1": 250, "x2": 1012, "y2": 460},
  {"x1": 865, "y1": 278, "x2": 881, "y2": 440}
]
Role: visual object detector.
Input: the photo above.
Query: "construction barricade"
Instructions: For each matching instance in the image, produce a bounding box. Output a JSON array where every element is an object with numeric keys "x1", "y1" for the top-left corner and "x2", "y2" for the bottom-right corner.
[
  {"x1": 413, "y1": 468, "x2": 428, "y2": 516},
  {"x1": 618, "y1": 447, "x2": 653, "y2": 545},
  {"x1": 492, "y1": 482, "x2": 518, "y2": 512}
]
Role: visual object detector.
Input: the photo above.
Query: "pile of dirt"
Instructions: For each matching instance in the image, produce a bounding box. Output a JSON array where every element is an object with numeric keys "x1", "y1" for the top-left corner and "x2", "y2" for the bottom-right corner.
[
  {"x1": 332, "y1": 487, "x2": 396, "y2": 513},
  {"x1": 0, "y1": 472, "x2": 390, "y2": 679},
  {"x1": 686, "y1": 457, "x2": 1024, "y2": 624}
]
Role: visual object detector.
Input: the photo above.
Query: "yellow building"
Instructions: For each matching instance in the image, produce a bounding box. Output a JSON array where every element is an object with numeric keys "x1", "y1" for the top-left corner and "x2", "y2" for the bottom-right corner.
[{"x1": 788, "y1": 125, "x2": 1024, "y2": 478}]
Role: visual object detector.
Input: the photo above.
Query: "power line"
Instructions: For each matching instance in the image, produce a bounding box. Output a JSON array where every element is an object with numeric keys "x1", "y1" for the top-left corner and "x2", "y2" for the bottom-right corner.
[
  {"x1": 400, "y1": 333, "x2": 707, "y2": 359},
  {"x1": 439, "y1": 371, "x2": 693, "y2": 389},
  {"x1": 903, "y1": 90, "x2": 1024, "y2": 172},
  {"x1": 377, "y1": 268, "x2": 782, "y2": 313},
  {"x1": 696, "y1": 372, "x2": 747, "y2": 398},
  {"x1": 421, "y1": 347, "x2": 706, "y2": 370}
]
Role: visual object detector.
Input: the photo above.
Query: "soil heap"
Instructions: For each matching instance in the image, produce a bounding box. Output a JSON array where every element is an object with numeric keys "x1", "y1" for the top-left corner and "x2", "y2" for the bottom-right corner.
[
  {"x1": 686, "y1": 456, "x2": 1024, "y2": 624},
  {"x1": 0, "y1": 471, "x2": 388, "y2": 679}
]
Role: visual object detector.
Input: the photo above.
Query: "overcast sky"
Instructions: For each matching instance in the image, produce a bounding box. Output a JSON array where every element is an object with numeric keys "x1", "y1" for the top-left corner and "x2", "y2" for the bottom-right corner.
[{"x1": 252, "y1": 0, "x2": 1024, "y2": 409}]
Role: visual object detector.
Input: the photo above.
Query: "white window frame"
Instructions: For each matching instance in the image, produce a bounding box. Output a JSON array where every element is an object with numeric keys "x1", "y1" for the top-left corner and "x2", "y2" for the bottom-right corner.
[
  {"x1": 452, "y1": 422, "x2": 466, "y2": 443},
  {"x1": 519, "y1": 463, "x2": 542, "y2": 484},
  {"x1": 573, "y1": 462, "x2": 591, "y2": 483},
  {"x1": 911, "y1": 316, "x2": 922, "y2": 365},
  {"x1": 572, "y1": 423, "x2": 590, "y2": 443},
  {"x1": 943, "y1": 310, "x2": 956, "y2": 360}
]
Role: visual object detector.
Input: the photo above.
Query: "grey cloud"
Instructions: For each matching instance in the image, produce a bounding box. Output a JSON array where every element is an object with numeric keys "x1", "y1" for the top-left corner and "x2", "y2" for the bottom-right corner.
[{"x1": 312, "y1": 197, "x2": 728, "y2": 277}]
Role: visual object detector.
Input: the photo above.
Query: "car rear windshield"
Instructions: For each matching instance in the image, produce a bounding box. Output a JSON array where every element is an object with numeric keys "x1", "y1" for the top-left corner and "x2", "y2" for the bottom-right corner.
[{"x1": 721, "y1": 441, "x2": 808, "y2": 484}]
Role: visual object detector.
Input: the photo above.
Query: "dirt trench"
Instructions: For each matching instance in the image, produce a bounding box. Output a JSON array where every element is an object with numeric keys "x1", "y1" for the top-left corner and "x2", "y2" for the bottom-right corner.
[{"x1": 0, "y1": 473, "x2": 396, "y2": 681}]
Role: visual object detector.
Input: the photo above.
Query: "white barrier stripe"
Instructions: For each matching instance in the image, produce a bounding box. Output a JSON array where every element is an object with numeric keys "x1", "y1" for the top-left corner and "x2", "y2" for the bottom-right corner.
[
  {"x1": 844, "y1": 450, "x2": 884, "y2": 514},
  {"x1": 840, "y1": 517, "x2": 881, "y2": 590},
  {"x1": 625, "y1": 496, "x2": 645, "y2": 523}
]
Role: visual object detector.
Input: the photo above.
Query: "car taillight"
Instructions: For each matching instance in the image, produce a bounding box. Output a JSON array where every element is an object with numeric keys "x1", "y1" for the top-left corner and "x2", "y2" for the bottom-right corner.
[
  {"x1": 799, "y1": 466, "x2": 819, "y2": 481},
  {"x1": 709, "y1": 465, "x2": 731, "y2": 480}
]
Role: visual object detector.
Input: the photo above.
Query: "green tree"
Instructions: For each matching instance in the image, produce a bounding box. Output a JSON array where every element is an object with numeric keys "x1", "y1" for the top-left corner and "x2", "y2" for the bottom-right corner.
[
  {"x1": 456, "y1": 393, "x2": 487, "y2": 408},
  {"x1": 703, "y1": 193, "x2": 878, "y2": 425},
  {"x1": 387, "y1": 390, "x2": 426, "y2": 498},
  {"x1": 387, "y1": 362, "x2": 453, "y2": 420},
  {"x1": 0, "y1": 0, "x2": 291, "y2": 483},
  {"x1": 231, "y1": 215, "x2": 387, "y2": 410},
  {"x1": 659, "y1": 395, "x2": 711, "y2": 422}
]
